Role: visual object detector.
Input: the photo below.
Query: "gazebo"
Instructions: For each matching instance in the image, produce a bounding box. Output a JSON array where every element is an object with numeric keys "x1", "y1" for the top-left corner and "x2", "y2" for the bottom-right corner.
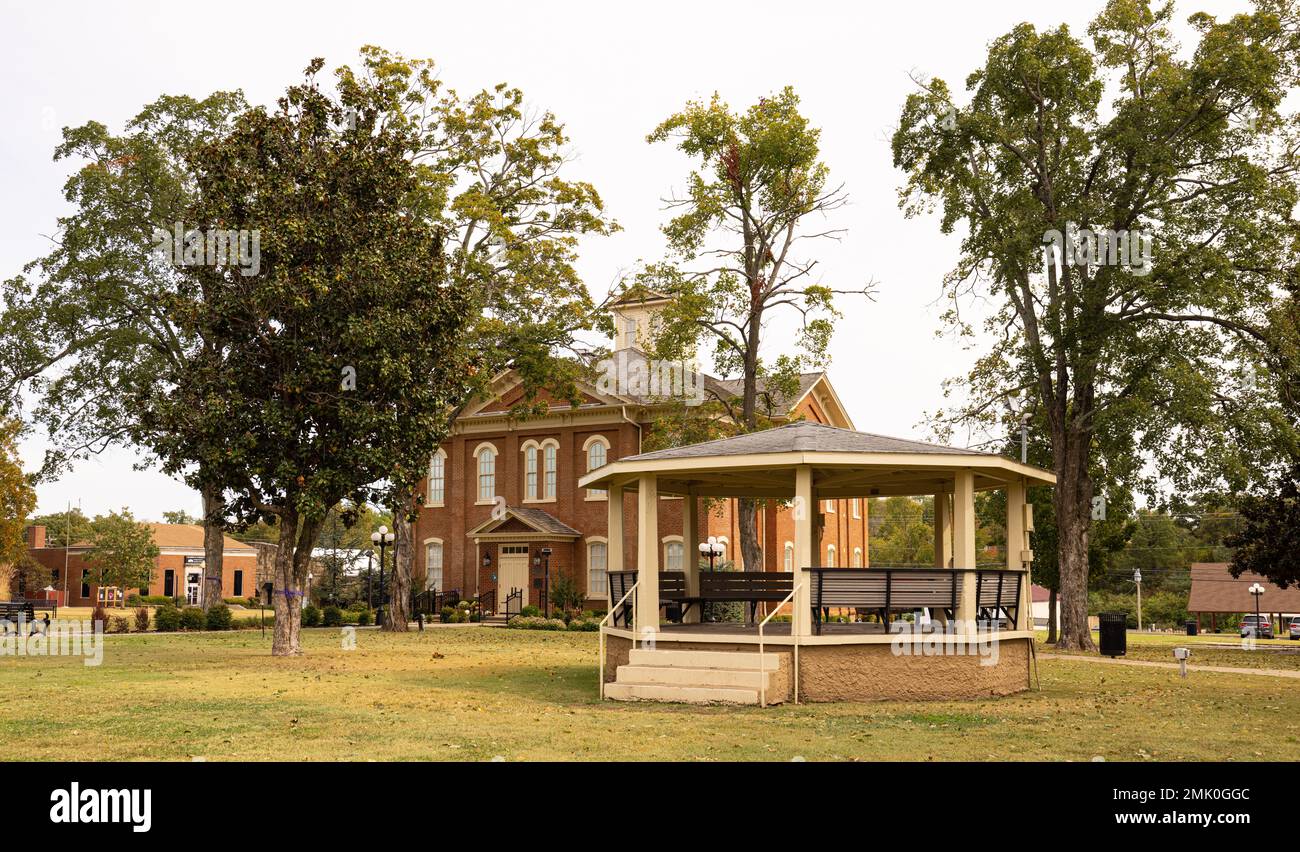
[{"x1": 578, "y1": 421, "x2": 1056, "y2": 704}]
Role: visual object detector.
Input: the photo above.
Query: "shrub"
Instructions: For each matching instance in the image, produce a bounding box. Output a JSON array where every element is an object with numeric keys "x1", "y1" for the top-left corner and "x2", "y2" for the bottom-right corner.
[
  {"x1": 90, "y1": 605, "x2": 108, "y2": 630},
  {"x1": 567, "y1": 617, "x2": 600, "y2": 632},
  {"x1": 223, "y1": 597, "x2": 250, "y2": 606},
  {"x1": 135, "y1": 595, "x2": 174, "y2": 606},
  {"x1": 520, "y1": 604, "x2": 541, "y2": 618},
  {"x1": 126, "y1": 594, "x2": 143, "y2": 607},
  {"x1": 549, "y1": 574, "x2": 583, "y2": 615},
  {"x1": 439, "y1": 606, "x2": 455, "y2": 624},
  {"x1": 134, "y1": 607, "x2": 150, "y2": 632},
  {"x1": 301, "y1": 605, "x2": 321, "y2": 627},
  {"x1": 506, "y1": 616, "x2": 567, "y2": 631},
  {"x1": 355, "y1": 609, "x2": 372, "y2": 626},
  {"x1": 322, "y1": 605, "x2": 343, "y2": 627},
  {"x1": 179, "y1": 607, "x2": 206, "y2": 630},
  {"x1": 205, "y1": 604, "x2": 233, "y2": 631},
  {"x1": 154, "y1": 605, "x2": 181, "y2": 632},
  {"x1": 108, "y1": 616, "x2": 131, "y2": 634}
]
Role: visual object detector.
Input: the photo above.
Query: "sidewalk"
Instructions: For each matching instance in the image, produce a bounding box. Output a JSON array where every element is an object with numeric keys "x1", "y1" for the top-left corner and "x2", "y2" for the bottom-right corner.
[{"x1": 1039, "y1": 653, "x2": 1300, "y2": 680}]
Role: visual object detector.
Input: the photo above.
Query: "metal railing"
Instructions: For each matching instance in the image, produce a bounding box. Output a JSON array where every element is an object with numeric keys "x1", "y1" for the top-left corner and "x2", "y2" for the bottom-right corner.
[
  {"x1": 503, "y1": 588, "x2": 522, "y2": 622},
  {"x1": 758, "y1": 582, "x2": 802, "y2": 708},
  {"x1": 598, "y1": 580, "x2": 639, "y2": 701}
]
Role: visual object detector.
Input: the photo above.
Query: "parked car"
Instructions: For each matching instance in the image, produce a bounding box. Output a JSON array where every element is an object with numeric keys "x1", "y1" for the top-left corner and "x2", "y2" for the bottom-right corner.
[
  {"x1": 1240, "y1": 614, "x2": 1274, "y2": 639},
  {"x1": 1288, "y1": 616, "x2": 1300, "y2": 641}
]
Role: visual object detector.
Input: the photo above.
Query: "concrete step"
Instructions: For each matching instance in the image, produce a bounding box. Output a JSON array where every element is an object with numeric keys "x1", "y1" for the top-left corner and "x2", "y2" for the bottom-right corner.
[
  {"x1": 628, "y1": 648, "x2": 780, "y2": 670},
  {"x1": 616, "y1": 664, "x2": 769, "y2": 689},
  {"x1": 604, "y1": 681, "x2": 761, "y2": 705}
]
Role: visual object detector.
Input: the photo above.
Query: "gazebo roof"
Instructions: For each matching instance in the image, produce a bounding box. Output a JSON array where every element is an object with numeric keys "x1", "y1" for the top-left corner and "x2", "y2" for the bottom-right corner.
[{"x1": 579, "y1": 421, "x2": 1054, "y2": 497}]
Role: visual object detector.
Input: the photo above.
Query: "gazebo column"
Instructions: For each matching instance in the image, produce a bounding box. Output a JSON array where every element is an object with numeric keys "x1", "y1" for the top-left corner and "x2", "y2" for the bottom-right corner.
[
  {"x1": 792, "y1": 465, "x2": 815, "y2": 636},
  {"x1": 634, "y1": 474, "x2": 660, "y2": 635},
  {"x1": 932, "y1": 492, "x2": 952, "y2": 625},
  {"x1": 953, "y1": 470, "x2": 978, "y2": 626},
  {"x1": 1006, "y1": 478, "x2": 1032, "y2": 630},
  {"x1": 607, "y1": 484, "x2": 624, "y2": 573},
  {"x1": 682, "y1": 492, "x2": 701, "y2": 624}
]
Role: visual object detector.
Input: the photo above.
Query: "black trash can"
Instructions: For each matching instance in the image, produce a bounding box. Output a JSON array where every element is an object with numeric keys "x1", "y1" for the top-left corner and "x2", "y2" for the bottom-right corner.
[
  {"x1": 1099, "y1": 611, "x2": 1127, "y2": 657},
  {"x1": 1186, "y1": 619, "x2": 1198, "y2": 637}
]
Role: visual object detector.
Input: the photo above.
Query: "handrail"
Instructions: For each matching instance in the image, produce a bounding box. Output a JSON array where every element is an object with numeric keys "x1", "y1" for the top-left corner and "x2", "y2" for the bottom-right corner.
[
  {"x1": 758, "y1": 582, "x2": 803, "y2": 708},
  {"x1": 597, "y1": 580, "x2": 639, "y2": 701}
]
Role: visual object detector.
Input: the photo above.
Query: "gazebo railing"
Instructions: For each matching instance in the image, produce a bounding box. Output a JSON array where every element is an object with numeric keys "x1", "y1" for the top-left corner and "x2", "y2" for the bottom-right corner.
[
  {"x1": 758, "y1": 582, "x2": 802, "y2": 708},
  {"x1": 804, "y1": 567, "x2": 1023, "y2": 634},
  {"x1": 598, "y1": 580, "x2": 639, "y2": 700}
]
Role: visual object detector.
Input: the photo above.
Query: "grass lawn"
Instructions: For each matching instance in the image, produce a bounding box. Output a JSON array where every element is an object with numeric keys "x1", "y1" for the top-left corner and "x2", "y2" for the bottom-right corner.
[
  {"x1": 1, "y1": 626, "x2": 1296, "y2": 762},
  {"x1": 1038, "y1": 630, "x2": 1300, "y2": 671}
]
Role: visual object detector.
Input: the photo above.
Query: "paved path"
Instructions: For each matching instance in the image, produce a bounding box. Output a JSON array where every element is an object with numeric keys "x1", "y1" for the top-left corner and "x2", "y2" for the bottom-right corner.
[{"x1": 1039, "y1": 653, "x2": 1300, "y2": 680}]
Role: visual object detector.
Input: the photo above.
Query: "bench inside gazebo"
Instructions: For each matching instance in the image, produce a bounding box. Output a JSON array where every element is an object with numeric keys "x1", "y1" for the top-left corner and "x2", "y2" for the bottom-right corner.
[{"x1": 578, "y1": 421, "x2": 1055, "y2": 706}]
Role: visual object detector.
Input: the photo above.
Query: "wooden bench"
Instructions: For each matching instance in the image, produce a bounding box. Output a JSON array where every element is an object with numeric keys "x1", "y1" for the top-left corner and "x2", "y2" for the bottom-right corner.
[
  {"x1": 0, "y1": 601, "x2": 35, "y2": 631},
  {"x1": 976, "y1": 570, "x2": 1021, "y2": 628},
  {"x1": 607, "y1": 571, "x2": 638, "y2": 627},
  {"x1": 806, "y1": 568, "x2": 959, "y2": 635},
  {"x1": 698, "y1": 573, "x2": 794, "y2": 624}
]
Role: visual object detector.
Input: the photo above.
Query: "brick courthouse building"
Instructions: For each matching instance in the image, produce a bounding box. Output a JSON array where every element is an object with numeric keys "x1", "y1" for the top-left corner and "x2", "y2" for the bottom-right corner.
[{"x1": 413, "y1": 294, "x2": 869, "y2": 612}]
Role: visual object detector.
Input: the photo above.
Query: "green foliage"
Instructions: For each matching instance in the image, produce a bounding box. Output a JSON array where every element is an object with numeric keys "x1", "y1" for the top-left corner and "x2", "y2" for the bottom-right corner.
[
  {"x1": 321, "y1": 605, "x2": 343, "y2": 627},
  {"x1": 153, "y1": 605, "x2": 181, "y2": 632},
  {"x1": 549, "y1": 574, "x2": 583, "y2": 615},
  {"x1": 1228, "y1": 464, "x2": 1300, "y2": 588},
  {"x1": 205, "y1": 604, "x2": 232, "y2": 631},
  {"x1": 505, "y1": 616, "x2": 567, "y2": 630},
  {"x1": 26, "y1": 508, "x2": 91, "y2": 549},
  {"x1": 301, "y1": 605, "x2": 321, "y2": 628},
  {"x1": 179, "y1": 607, "x2": 206, "y2": 630},
  {"x1": 355, "y1": 609, "x2": 372, "y2": 626},
  {"x1": 520, "y1": 604, "x2": 541, "y2": 618},
  {"x1": 161, "y1": 510, "x2": 199, "y2": 525},
  {"x1": 85, "y1": 509, "x2": 159, "y2": 595},
  {"x1": 0, "y1": 419, "x2": 35, "y2": 570}
]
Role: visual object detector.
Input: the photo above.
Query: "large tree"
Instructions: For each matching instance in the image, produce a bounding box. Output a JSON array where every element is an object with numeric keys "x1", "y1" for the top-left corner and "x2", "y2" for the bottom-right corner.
[
  {"x1": 0, "y1": 91, "x2": 249, "y2": 610},
  {"x1": 336, "y1": 48, "x2": 618, "y2": 621},
  {"x1": 893, "y1": 0, "x2": 1300, "y2": 649},
  {"x1": 0, "y1": 419, "x2": 37, "y2": 600},
  {"x1": 147, "y1": 58, "x2": 475, "y2": 655},
  {"x1": 640, "y1": 88, "x2": 870, "y2": 571}
]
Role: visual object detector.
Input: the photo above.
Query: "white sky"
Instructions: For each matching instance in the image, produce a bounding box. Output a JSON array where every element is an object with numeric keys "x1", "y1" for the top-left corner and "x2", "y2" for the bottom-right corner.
[{"x1": 0, "y1": 0, "x2": 1251, "y2": 519}]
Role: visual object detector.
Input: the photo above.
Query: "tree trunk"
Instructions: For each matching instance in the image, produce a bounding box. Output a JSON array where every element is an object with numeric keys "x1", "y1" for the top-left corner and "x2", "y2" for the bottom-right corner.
[
  {"x1": 385, "y1": 491, "x2": 415, "y2": 632},
  {"x1": 200, "y1": 479, "x2": 225, "y2": 610},
  {"x1": 1054, "y1": 448, "x2": 1096, "y2": 652},
  {"x1": 738, "y1": 498, "x2": 763, "y2": 571},
  {"x1": 1046, "y1": 587, "x2": 1058, "y2": 644},
  {"x1": 271, "y1": 510, "x2": 302, "y2": 656}
]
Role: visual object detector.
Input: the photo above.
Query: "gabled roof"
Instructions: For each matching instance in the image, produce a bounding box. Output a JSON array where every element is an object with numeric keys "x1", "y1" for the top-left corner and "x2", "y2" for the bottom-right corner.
[
  {"x1": 466, "y1": 506, "x2": 582, "y2": 539},
  {"x1": 1187, "y1": 563, "x2": 1300, "y2": 614},
  {"x1": 623, "y1": 421, "x2": 986, "y2": 462},
  {"x1": 62, "y1": 523, "x2": 255, "y2": 554}
]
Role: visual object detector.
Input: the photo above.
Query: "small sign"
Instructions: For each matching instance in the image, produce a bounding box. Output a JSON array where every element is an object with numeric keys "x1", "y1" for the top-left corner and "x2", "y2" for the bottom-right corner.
[{"x1": 1090, "y1": 496, "x2": 1106, "y2": 521}]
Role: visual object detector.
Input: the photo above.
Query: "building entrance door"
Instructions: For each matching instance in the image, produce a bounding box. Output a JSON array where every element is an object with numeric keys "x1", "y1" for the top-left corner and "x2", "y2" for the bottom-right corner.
[{"x1": 498, "y1": 545, "x2": 530, "y2": 611}]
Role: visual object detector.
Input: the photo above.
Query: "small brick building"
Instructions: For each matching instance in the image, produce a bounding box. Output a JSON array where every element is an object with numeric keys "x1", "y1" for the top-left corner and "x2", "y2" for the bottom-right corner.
[{"x1": 27, "y1": 523, "x2": 260, "y2": 607}]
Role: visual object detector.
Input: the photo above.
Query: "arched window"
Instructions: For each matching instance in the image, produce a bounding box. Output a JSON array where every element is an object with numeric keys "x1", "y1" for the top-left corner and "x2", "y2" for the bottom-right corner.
[
  {"x1": 475, "y1": 443, "x2": 497, "y2": 504},
  {"x1": 852, "y1": 547, "x2": 863, "y2": 568},
  {"x1": 826, "y1": 544, "x2": 836, "y2": 568},
  {"x1": 588, "y1": 539, "x2": 608, "y2": 597},
  {"x1": 524, "y1": 444, "x2": 539, "y2": 500},
  {"x1": 716, "y1": 537, "x2": 729, "y2": 563},
  {"x1": 544, "y1": 442, "x2": 557, "y2": 499},
  {"x1": 663, "y1": 538, "x2": 684, "y2": 571},
  {"x1": 424, "y1": 539, "x2": 444, "y2": 591},
  {"x1": 851, "y1": 498, "x2": 861, "y2": 519},
  {"x1": 584, "y1": 435, "x2": 609, "y2": 499},
  {"x1": 783, "y1": 542, "x2": 794, "y2": 572},
  {"x1": 427, "y1": 450, "x2": 446, "y2": 507}
]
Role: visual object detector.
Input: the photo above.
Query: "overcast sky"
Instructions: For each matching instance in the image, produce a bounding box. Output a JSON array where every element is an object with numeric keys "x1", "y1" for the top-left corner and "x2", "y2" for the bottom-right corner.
[{"x1": 0, "y1": 0, "x2": 1251, "y2": 520}]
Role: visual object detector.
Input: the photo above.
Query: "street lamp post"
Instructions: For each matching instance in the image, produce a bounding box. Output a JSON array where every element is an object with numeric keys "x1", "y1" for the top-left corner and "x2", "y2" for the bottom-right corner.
[
  {"x1": 697, "y1": 537, "x2": 725, "y2": 622},
  {"x1": 540, "y1": 547, "x2": 553, "y2": 618},
  {"x1": 1249, "y1": 582, "x2": 1266, "y2": 640},
  {"x1": 370, "y1": 526, "x2": 395, "y2": 627},
  {"x1": 1134, "y1": 569, "x2": 1143, "y2": 631}
]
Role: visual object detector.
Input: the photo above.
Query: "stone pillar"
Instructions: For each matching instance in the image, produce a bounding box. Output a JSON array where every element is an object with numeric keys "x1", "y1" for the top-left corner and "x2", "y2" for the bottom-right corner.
[
  {"x1": 953, "y1": 470, "x2": 978, "y2": 625},
  {"x1": 634, "y1": 475, "x2": 660, "y2": 635},
  {"x1": 682, "y1": 492, "x2": 701, "y2": 624}
]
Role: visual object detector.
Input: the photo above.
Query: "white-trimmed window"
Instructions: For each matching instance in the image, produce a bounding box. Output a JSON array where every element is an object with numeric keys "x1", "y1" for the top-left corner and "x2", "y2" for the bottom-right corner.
[
  {"x1": 544, "y1": 442, "x2": 557, "y2": 499},
  {"x1": 852, "y1": 547, "x2": 863, "y2": 568},
  {"x1": 584, "y1": 435, "x2": 609, "y2": 499},
  {"x1": 524, "y1": 444, "x2": 539, "y2": 500},
  {"x1": 826, "y1": 544, "x2": 836, "y2": 568},
  {"x1": 588, "y1": 539, "x2": 608, "y2": 597},
  {"x1": 475, "y1": 443, "x2": 497, "y2": 504},
  {"x1": 663, "y1": 537, "x2": 684, "y2": 571},
  {"x1": 424, "y1": 539, "x2": 444, "y2": 591},
  {"x1": 851, "y1": 498, "x2": 861, "y2": 519},
  {"x1": 427, "y1": 450, "x2": 446, "y2": 507},
  {"x1": 783, "y1": 542, "x2": 794, "y2": 572},
  {"x1": 825, "y1": 499, "x2": 836, "y2": 514}
]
